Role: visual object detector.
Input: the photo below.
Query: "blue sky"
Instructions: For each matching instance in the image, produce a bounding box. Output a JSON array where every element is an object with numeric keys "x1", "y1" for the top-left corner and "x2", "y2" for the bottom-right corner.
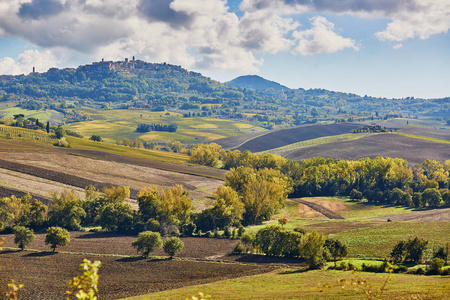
[{"x1": 0, "y1": 0, "x2": 448, "y2": 99}]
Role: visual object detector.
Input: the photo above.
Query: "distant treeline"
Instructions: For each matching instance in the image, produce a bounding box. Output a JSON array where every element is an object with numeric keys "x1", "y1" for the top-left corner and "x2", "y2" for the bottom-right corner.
[
  {"x1": 190, "y1": 143, "x2": 450, "y2": 209},
  {"x1": 136, "y1": 123, "x2": 177, "y2": 133}
]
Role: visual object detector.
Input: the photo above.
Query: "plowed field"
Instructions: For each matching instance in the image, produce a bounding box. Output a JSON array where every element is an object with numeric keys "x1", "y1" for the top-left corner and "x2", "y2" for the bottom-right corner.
[{"x1": 0, "y1": 251, "x2": 273, "y2": 299}]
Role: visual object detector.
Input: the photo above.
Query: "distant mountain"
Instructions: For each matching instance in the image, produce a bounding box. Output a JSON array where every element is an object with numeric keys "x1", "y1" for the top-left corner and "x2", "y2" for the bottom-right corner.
[{"x1": 226, "y1": 75, "x2": 290, "y2": 91}]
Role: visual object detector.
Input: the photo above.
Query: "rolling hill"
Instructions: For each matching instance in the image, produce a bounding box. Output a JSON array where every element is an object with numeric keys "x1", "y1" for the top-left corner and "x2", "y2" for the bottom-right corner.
[
  {"x1": 214, "y1": 123, "x2": 361, "y2": 152},
  {"x1": 226, "y1": 75, "x2": 290, "y2": 91}
]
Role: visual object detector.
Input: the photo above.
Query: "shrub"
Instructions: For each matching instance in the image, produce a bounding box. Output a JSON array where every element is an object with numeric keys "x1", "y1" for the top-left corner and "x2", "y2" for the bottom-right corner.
[
  {"x1": 89, "y1": 135, "x2": 102, "y2": 142},
  {"x1": 13, "y1": 226, "x2": 35, "y2": 250},
  {"x1": 45, "y1": 226, "x2": 70, "y2": 252},
  {"x1": 232, "y1": 241, "x2": 244, "y2": 254},
  {"x1": 430, "y1": 258, "x2": 445, "y2": 271},
  {"x1": 163, "y1": 236, "x2": 184, "y2": 258},
  {"x1": 132, "y1": 231, "x2": 162, "y2": 257},
  {"x1": 349, "y1": 189, "x2": 363, "y2": 200}
]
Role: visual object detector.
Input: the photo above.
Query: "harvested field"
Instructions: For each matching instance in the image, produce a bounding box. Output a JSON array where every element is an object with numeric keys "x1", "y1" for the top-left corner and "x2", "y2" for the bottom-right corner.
[
  {"x1": 0, "y1": 139, "x2": 226, "y2": 180},
  {"x1": 399, "y1": 127, "x2": 450, "y2": 140},
  {"x1": 216, "y1": 123, "x2": 360, "y2": 152},
  {"x1": 284, "y1": 134, "x2": 450, "y2": 164},
  {"x1": 0, "y1": 151, "x2": 222, "y2": 205},
  {"x1": 370, "y1": 207, "x2": 450, "y2": 222},
  {"x1": 290, "y1": 198, "x2": 344, "y2": 219},
  {"x1": 0, "y1": 186, "x2": 51, "y2": 204},
  {"x1": 0, "y1": 251, "x2": 273, "y2": 300}
]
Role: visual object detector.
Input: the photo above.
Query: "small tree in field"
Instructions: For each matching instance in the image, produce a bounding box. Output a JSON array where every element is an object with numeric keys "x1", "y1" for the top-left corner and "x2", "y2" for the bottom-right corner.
[
  {"x1": 45, "y1": 226, "x2": 70, "y2": 252},
  {"x1": 13, "y1": 226, "x2": 35, "y2": 250},
  {"x1": 163, "y1": 237, "x2": 184, "y2": 258},
  {"x1": 132, "y1": 231, "x2": 163, "y2": 257},
  {"x1": 324, "y1": 238, "x2": 348, "y2": 267}
]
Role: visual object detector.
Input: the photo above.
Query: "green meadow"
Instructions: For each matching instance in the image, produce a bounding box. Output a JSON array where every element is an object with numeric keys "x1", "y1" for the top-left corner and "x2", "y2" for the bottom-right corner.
[{"x1": 125, "y1": 268, "x2": 450, "y2": 300}]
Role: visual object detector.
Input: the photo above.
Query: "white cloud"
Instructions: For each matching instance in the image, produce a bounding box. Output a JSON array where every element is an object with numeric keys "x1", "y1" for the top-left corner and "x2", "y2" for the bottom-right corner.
[
  {"x1": 240, "y1": 0, "x2": 450, "y2": 44},
  {"x1": 374, "y1": 1, "x2": 450, "y2": 43},
  {"x1": 292, "y1": 16, "x2": 359, "y2": 55},
  {"x1": 0, "y1": 49, "x2": 57, "y2": 75}
]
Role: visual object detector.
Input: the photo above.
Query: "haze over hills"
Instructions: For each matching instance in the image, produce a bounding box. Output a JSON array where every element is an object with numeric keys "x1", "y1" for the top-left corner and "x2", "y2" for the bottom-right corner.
[
  {"x1": 226, "y1": 75, "x2": 291, "y2": 91},
  {"x1": 0, "y1": 59, "x2": 449, "y2": 130}
]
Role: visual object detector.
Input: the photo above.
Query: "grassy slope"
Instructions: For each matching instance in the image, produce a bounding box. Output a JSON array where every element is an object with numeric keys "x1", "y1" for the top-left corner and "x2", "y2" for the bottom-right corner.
[
  {"x1": 0, "y1": 125, "x2": 189, "y2": 165},
  {"x1": 246, "y1": 197, "x2": 450, "y2": 259},
  {"x1": 65, "y1": 108, "x2": 263, "y2": 144},
  {"x1": 261, "y1": 133, "x2": 370, "y2": 155},
  {"x1": 125, "y1": 269, "x2": 449, "y2": 300}
]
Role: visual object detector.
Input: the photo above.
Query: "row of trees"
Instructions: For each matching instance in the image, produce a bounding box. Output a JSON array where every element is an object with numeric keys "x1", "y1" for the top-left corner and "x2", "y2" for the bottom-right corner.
[
  {"x1": 10, "y1": 224, "x2": 184, "y2": 258},
  {"x1": 136, "y1": 123, "x2": 177, "y2": 132},
  {"x1": 190, "y1": 144, "x2": 450, "y2": 208},
  {"x1": 233, "y1": 225, "x2": 347, "y2": 269}
]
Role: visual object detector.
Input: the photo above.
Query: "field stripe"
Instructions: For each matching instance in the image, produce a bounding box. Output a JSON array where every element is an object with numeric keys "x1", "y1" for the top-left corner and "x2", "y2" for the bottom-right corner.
[{"x1": 394, "y1": 132, "x2": 450, "y2": 144}]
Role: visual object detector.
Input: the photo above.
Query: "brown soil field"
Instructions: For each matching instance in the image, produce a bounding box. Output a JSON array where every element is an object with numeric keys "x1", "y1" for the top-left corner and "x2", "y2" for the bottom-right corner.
[
  {"x1": 0, "y1": 151, "x2": 222, "y2": 206},
  {"x1": 0, "y1": 232, "x2": 238, "y2": 259},
  {"x1": 0, "y1": 250, "x2": 273, "y2": 299},
  {"x1": 230, "y1": 123, "x2": 360, "y2": 152},
  {"x1": 0, "y1": 186, "x2": 51, "y2": 204},
  {"x1": 0, "y1": 139, "x2": 226, "y2": 180},
  {"x1": 284, "y1": 133, "x2": 450, "y2": 164},
  {"x1": 290, "y1": 198, "x2": 344, "y2": 219},
  {"x1": 399, "y1": 127, "x2": 450, "y2": 140},
  {"x1": 370, "y1": 207, "x2": 450, "y2": 222}
]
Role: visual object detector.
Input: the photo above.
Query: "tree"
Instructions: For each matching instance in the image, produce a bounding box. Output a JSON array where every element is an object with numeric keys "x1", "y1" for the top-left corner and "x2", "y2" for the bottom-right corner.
[
  {"x1": 28, "y1": 199, "x2": 48, "y2": 229},
  {"x1": 89, "y1": 135, "x2": 102, "y2": 142},
  {"x1": 390, "y1": 237, "x2": 428, "y2": 263},
  {"x1": 102, "y1": 186, "x2": 130, "y2": 203},
  {"x1": 189, "y1": 143, "x2": 224, "y2": 167},
  {"x1": 99, "y1": 202, "x2": 134, "y2": 232},
  {"x1": 46, "y1": 121, "x2": 50, "y2": 134},
  {"x1": 13, "y1": 226, "x2": 35, "y2": 250},
  {"x1": 163, "y1": 236, "x2": 184, "y2": 258},
  {"x1": 45, "y1": 226, "x2": 70, "y2": 252},
  {"x1": 138, "y1": 185, "x2": 192, "y2": 225},
  {"x1": 48, "y1": 190, "x2": 86, "y2": 230},
  {"x1": 132, "y1": 231, "x2": 163, "y2": 257},
  {"x1": 422, "y1": 188, "x2": 442, "y2": 207},
  {"x1": 405, "y1": 237, "x2": 428, "y2": 263},
  {"x1": 54, "y1": 126, "x2": 65, "y2": 139},
  {"x1": 300, "y1": 231, "x2": 327, "y2": 269},
  {"x1": 210, "y1": 185, "x2": 244, "y2": 228},
  {"x1": 325, "y1": 238, "x2": 348, "y2": 267}
]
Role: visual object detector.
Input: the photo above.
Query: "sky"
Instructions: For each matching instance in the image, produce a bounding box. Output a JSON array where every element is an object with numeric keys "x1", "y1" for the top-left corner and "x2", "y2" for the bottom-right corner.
[{"x1": 0, "y1": 0, "x2": 449, "y2": 99}]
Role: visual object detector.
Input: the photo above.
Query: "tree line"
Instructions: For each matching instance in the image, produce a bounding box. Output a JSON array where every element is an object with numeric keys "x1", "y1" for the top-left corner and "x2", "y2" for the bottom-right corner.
[
  {"x1": 190, "y1": 143, "x2": 450, "y2": 209},
  {"x1": 136, "y1": 123, "x2": 177, "y2": 133}
]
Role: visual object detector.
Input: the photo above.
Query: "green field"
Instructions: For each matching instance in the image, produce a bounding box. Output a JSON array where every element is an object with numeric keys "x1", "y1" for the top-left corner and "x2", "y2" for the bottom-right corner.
[
  {"x1": 0, "y1": 107, "x2": 63, "y2": 124},
  {"x1": 65, "y1": 108, "x2": 264, "y2": 144},
  {"x1": 126, "y1": 268, "x2": 450, "y2": 300},
  {"x1": 245, "y1": 197, "x2": 450, "y2": 260},
  {"x1": 331, "y1": 222, "x2": 450, "y2": 259}
]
